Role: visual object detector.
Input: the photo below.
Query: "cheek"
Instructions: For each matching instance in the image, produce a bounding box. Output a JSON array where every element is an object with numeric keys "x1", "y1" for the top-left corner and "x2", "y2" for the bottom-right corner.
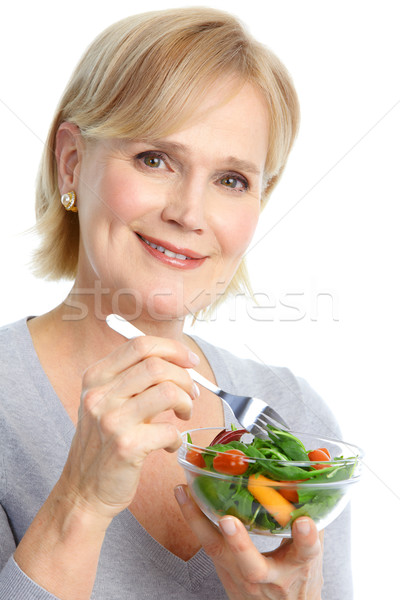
[
  {"x1": 94, "y1": 167, "x2": 159, "y2": 224},
  {"x1": 102, "y1": 178, "x2": 145, "y2": 224},
  {"x1": 219, "y1": 204, "x2": 259, "y2": 258}
]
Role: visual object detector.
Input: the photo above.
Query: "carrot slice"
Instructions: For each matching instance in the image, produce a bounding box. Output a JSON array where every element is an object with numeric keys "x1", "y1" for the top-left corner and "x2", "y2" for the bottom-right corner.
[{"x1": 248, "y1": 474, "x2": 295, "y2": 527}]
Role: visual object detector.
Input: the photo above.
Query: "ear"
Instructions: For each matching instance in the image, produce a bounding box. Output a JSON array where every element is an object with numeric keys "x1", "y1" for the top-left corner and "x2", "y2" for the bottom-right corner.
[{"x1": 55, "y1": 122, "x2": 85, "y2": 193}]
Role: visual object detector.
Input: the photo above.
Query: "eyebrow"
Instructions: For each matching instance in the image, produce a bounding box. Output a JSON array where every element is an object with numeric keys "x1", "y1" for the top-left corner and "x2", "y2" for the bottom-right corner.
[
  {"x1": 140, "y1": 139, "x2": 262, "y2": 177},
  {"x1": 222, "y1": 156, "x2": 261, "y2": 176}
]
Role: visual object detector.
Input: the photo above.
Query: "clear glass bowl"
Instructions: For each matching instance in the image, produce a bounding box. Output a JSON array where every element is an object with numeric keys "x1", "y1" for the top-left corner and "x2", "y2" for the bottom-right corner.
[{"x1": 177, "y1": 427, "x2": 363, "y2": 537}]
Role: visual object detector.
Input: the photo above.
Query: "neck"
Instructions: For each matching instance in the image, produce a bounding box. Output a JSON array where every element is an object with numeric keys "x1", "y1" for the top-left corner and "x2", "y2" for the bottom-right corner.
[{"x1": 54, "y1": 282, "x2": 187, "y2": 348}]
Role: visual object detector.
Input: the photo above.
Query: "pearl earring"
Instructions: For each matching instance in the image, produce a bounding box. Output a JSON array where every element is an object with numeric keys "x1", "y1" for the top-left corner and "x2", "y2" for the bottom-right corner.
[{"x1": 61, "y1": 191, "x2": 78, "y2": 212}]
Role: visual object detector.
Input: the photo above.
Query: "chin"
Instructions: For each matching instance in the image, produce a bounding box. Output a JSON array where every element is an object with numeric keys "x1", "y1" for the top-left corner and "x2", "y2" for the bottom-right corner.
[{"x1": 140, "y1": 291, "x2": 186, "y2": 322}]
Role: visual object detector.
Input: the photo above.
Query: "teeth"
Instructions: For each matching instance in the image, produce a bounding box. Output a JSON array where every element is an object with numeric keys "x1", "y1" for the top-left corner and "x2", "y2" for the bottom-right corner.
[
  {"x1": 139, "y1": 235, "x2": 189, "y2": 260},
  {"x1": 163, "y1": 249, "x2": 175, "y2": 258}
]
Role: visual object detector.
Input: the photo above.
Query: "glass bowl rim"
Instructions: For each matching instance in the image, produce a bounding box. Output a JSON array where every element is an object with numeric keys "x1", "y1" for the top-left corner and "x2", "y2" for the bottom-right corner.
[{"x1": 178, "y1": 426, "x2": 363, "y2": 488}]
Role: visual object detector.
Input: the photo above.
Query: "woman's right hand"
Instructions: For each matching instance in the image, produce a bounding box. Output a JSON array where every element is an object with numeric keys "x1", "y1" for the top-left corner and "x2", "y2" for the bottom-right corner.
[{"x1": 58, "y1": 335, "x2": 200, "y2": 523}]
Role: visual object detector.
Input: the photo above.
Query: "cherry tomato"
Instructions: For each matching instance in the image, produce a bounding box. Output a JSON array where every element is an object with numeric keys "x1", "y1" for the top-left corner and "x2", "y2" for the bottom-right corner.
[
  {"x1": 279, "y1": 481, "x2": 303, "y2": 503},
  {"x1": 308, "y1": 448, "x2": 331, "y2": 470},
  {"x1": 186, "y1": 449, "x2": 206, "y2": 468},
  {"x1": 213, "y1": 449, "x2": 248, "y2": 475},
  {"x1": 319, "y1": 447, "x2": 331, "y2": 458}
]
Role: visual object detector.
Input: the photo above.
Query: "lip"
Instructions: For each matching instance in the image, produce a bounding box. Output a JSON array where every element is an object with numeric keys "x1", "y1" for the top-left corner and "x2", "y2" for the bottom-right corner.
[
  {"x1": 135, "y1": 233, "x2": 207, "y2": 259},
  {"x1": 135, "y1": 232, "x2": 208, "y2": 270}
]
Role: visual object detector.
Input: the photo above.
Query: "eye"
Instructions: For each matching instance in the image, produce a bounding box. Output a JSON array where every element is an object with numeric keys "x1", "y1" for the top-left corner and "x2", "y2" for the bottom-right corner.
[
  {"x1": 220, "y1": 175, "x2": 249, "y2": 192},
  {"x1": 136, "y1": 151, "x2": 166, "y2": 169},
  {"x1": 144, "y1": 155, "x2": 162, "y2": 168}
]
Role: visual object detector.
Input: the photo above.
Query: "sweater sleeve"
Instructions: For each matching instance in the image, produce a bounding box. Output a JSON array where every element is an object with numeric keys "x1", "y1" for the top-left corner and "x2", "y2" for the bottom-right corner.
[
  {"x1": 0, "y1": 556, "x2": 62, "y2": 600},
  {"x1": 0, "y1": 504, "x2": 61, "y2": 600}
]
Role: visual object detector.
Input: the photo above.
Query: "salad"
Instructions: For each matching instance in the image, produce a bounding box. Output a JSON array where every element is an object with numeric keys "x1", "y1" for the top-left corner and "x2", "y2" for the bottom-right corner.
[{"x1": 184, "y1": 425, "x2": 360, "y2": 534}]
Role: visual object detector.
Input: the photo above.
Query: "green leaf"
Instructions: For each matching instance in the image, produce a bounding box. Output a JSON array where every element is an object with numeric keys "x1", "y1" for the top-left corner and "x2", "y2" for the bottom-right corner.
[
  {"x1": 254, "y1": 507, "x2": 279, "y2": 531},
  {"x1": 259, "y1": 462, "x2": 312, "y2": 481},
  {"x1": 266, "y1": 426, "x2": 309, "y2": 461},
  {"x1": 228, "y1": 485, "x2": 254, "y2": 522},
  {"x1": 291, "y1": 488, "x2": 343, "y2": 521},
  {"x1": 202, "y1": 452, "x2": 216, "y2": 470},
  {"x1": 193, "y1": 476, "x2": 233, "y2": 512},
  {"x1": 242, "y1": 445, "x2": 265, "y2": 460}
]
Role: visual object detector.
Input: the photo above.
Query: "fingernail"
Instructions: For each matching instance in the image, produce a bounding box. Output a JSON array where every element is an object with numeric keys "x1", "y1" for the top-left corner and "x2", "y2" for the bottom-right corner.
[
  {"x1": 192, "y1": 383, "x2": 200, "y2": 399},
  {"x1": 174, "y1": 485, "x2": 188, "y2": 506},
  {"x1": 188, "y1": 351, "x2": 200, "y2": 366},
  {"x1": 295, "y1": 518, "x2": 310, "y2": 536},
  {"x1": 220, "y1": 517, "x2": 237, "y2": 536}
]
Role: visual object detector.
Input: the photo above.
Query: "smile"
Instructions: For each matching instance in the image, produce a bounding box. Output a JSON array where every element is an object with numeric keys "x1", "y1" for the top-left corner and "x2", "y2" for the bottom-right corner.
[
  {"x1": 138, "y1": 234, "x2": 190, "y2": 260},
  {"x1": 136, "y1": 233, "x2": 207, "y2": 270}
]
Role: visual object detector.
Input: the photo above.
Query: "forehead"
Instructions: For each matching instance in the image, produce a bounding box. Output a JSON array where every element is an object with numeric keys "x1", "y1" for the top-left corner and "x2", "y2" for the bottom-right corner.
[
  {"x1": 157, "y1": 81, "x2": 270, "y2": 168},
  {"x1": 95, "y1": 80, "x2": 270, "y2": 172}
]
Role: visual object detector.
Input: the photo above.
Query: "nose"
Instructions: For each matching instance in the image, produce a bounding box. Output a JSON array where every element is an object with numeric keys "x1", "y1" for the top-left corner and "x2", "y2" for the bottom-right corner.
[{"x1": 161, "y1": 173, "x2": 207, "y2": 233}]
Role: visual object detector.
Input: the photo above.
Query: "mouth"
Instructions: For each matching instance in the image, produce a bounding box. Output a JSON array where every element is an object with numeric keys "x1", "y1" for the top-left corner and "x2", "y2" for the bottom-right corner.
[{"x1": 136, "y1": 233, "x2": 206, "y2": 260}]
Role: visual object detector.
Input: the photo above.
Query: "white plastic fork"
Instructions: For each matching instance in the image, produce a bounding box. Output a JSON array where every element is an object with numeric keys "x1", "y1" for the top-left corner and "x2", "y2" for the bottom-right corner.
[{"x1": 106, "y1": 314, "x2": 289, "y2": 438}]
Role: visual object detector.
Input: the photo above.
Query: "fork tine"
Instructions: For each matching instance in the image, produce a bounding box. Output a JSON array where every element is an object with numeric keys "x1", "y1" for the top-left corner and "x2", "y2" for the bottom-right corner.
[
  {"x1": 256, "y1": 408, "x2": 290, "y2": 430},
  {"x1": 248, "y1": 421, "x2": 270, "y2": 440}
]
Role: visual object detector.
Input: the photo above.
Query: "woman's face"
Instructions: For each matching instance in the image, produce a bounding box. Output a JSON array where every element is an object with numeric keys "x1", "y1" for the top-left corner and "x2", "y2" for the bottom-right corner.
[{"x1": 73, "y1": 81, "x2": 269, "y2": 321}]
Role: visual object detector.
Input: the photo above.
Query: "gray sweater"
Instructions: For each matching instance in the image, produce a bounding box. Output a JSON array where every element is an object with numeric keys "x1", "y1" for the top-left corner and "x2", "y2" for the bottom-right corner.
[{"x1": 0, "y1": 318, "x2": 352, "y2": 599}]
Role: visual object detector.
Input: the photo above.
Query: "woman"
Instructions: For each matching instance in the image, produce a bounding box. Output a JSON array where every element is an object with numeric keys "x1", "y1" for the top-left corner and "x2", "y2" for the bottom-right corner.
[{"x1": 0, "y1": 8, "x2": 352, "y2": 599}]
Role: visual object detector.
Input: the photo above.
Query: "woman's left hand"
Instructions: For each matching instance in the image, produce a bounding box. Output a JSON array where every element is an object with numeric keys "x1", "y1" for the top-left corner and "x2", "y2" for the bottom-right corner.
[{"x1": 175, "y1": 485, "x2": 323, "y2": 600}]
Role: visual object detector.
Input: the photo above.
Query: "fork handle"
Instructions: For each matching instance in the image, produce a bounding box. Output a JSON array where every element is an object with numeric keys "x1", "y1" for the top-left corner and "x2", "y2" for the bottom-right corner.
[
  {"x1": 187, "y1": 369, "x2": 221, "y2": 395},
  {"x1": 106, "y1": 314, "x2": 144, "y2": 339},
  {"x1": 106, "y1": 314, "x2": 222, "y2": 394}
]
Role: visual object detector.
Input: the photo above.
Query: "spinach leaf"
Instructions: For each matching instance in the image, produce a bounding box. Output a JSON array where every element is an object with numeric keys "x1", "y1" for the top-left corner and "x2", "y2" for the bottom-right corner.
[
  {"x1": 301, "y1": 463, "x2": 355, "y2": 483},
  {"x1": 266, "y1": 426, "x2": 309, "y2": 461},
  {"x1": 193, "y1": 476, "x2": 256, "y2": 524},
  {"x1": 254, "y1": 506, "x2": 279, "y2": 531},
  {"x1": 226, "y1": 484, "x2": 255, "y2": 522},
  {"x1": 251, "y1": 438, "x2": 288, "y2": 461},
  {"x1": 202, "y1": 452, "x2": 216, "y2": 470},
  {"x1": 291, "y1": 488, "x2": 343, "y2": 521},
  {"x1": 242, "y1": 445, "x2": 265, "y2": 460},
  {"x1": 258, "y1": 462, "x2": 312, "y2": 481},
  {"x1": 193, "y1": 475, "x2": 233, "y2": 512}
]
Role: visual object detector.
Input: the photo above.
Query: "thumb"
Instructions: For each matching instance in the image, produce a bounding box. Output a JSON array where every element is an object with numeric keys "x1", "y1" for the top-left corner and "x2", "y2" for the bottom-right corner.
[{"x1": 291, "y1": 517, "x2": 321, "y2": 561}]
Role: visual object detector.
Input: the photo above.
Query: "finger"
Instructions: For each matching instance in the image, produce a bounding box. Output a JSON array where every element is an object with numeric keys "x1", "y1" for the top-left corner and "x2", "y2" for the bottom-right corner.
[
  {"x1": 112, "y1": 421, "x2": 182, "y2": 463},
  {"x1": 175, "y1": 489, "x2": 277, "y2": 587},
  {"x1": 319, "y1": 529, "x2": 325, "y2": 550},
  {"x1": 291, "y1": 517, "x2": 321, "y2": 562},
  {"x1": 112, "y1": 355, "x2": 199, "y2": 402},
  {"x1": 218, "y1": 516, "x2": 276, "y2": 584},
  {"x1": 84, "y1": 335, "x2": 199, "y2": 387},
  {"x1": 119, "y1": 380, "x2": 195, "y2": 424},
  {"x1": 138, "y1": 421, "x2": 182, "y2": 453},
  {"x1": 81, "y1": 356, "x2": 199, "y2": 419},
  {"x1": 85, "y1": 382, "x2": 195, "y2": 448}
]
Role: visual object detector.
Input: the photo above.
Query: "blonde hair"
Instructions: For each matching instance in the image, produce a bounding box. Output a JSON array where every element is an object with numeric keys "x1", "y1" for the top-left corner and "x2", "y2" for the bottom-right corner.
[{"x1": 33, "y1": 7, "x2": 300, "y2": 308}]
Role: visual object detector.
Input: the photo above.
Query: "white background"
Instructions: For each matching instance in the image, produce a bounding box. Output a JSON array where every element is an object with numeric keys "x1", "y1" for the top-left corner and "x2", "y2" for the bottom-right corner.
[{"x1": 1, "y1": 1, "x2": 399, "y2": 597}]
